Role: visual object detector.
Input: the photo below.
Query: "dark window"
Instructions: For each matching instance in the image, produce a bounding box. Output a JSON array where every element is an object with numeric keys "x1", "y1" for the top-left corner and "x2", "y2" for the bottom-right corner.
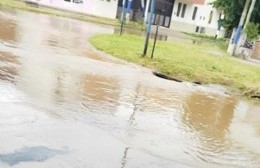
[
  {"x1": 181, "y1": 4, "x2": 186, "y2": 18},
  {"x1": 195, "y1": 26, "x2": 199, "y2": 33},
  {"x1": 73, "y1": 0, "x2": 83, "y2": 3},
  {"x1": 208, "y1": 11, "x2": 213, "y2": 24},
  {"x1": 200, "y1": 27, "x2": 205, "y2": 34},
  {"x1": 219, "y1": 13, "x2": 222, "y2": 19},
  {"x1": 192, "y1": 7, "x2": 198, "y2": 20},
  {"x1": 177, "y1": 3, "x2": 182, "y2": 17}
]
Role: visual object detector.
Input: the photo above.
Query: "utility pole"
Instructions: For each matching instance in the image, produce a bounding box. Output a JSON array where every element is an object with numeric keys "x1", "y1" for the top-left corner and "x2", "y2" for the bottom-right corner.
[
  {"x1": 233, "y1": 0, "x2": 251, "y2": 44},
  {"x1": 228, "y1": 0, "x2": 251, "y2": 55},
  {"x1": 244, "y1": 0, "x2": 256, "y2": 28}
]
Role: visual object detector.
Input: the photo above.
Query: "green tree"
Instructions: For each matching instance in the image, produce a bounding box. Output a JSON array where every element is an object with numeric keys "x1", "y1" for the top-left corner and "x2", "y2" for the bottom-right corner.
[
  {"x1": 213, "y1": 0, "x2": 260, "y2": 31},
  {"x1": 244, "y1": 22, "x2": 259, "y2": 41}
]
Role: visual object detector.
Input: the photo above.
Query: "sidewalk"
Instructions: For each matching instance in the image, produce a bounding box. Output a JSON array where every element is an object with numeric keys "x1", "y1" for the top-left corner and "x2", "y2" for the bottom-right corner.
[{"x1": 247, "y1": 57, "x2": 260, "y2": 65}]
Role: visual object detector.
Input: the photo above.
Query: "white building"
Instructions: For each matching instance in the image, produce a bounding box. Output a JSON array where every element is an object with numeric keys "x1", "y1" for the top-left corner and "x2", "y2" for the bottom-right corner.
[
  {"x1": 29, "y1": 0, "x2": 119, "y2": 19},
  {"x1": 170, "y1": 0, "x2": 223, "y2": 36},
  {"x1": 117, "y1": 0, "x2": 224, "y2": 36},
  {"x1": 30, "y1": 0, "x2": 223, "y2": 36}
]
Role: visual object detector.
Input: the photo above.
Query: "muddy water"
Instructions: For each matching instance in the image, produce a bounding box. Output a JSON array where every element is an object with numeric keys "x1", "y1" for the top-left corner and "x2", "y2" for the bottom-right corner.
[{"x1": 0, "y1": 9, "x2": 259, "y2": 168}]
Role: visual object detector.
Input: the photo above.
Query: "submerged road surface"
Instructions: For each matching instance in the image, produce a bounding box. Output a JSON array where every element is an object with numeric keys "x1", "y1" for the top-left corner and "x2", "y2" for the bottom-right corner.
[{"x1": 0, "y1": 9, "x2": 259, "y2": 168}]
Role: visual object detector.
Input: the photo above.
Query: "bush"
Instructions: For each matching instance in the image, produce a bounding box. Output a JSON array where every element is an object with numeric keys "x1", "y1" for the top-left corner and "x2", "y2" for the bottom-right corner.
[{"x1": 244, "y1": 22, "x2": 259, "y2": 41}]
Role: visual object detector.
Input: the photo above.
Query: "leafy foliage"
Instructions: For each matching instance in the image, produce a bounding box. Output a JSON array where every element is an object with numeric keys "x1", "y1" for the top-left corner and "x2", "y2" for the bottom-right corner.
[
  {"x1": 213, "y1": 0, "x2": 260, "y2": 31},
  {"x1": 244, "y1": 22, "x2": 259, "y2": 41}
]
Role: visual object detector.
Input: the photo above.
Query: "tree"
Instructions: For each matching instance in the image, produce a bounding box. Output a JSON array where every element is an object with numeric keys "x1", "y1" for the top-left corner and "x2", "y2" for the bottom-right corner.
[
  {"x1": 244, "y1": 22, "x2": 259, "y2": 41},
  {"x1": 213, "y1": 0, "x2": 260, "y2": 32}
]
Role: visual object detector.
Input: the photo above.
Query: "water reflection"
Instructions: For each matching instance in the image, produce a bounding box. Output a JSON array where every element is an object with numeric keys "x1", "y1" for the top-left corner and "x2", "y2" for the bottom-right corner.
[
  {"x1": 0, "y1": 12, "x2": 17, "y2": 43},
  {"x1": 229, "y1": 102, "x2": 260, "y2": 155},
  {"x1": 80, "y1": 74, "x2": 120, "y2": 114},
  {"x1": 0, "y1": 146, "x2": 67, "y2": 166},
  {"x1": 0, "y1": 9, "x2": 259, "y2": 168},
  {"x1": 183, "y1": 92, "x2": 236, "y2": 153},
  {"x1": 0, "y1": 52, "x2": 19, "y2": 82},
  {"x1": 0, "y1": 10, "x2": 19, "y2": 83},
  {"x1": 113, "y1": 27, "x2": 188, "y2": 42},
  {"x1": 141, "y1": 87, "x2": 183, "y2": 111},
  {"x1": 182, "y1": 92, "x2": 260, "y2": 167}
]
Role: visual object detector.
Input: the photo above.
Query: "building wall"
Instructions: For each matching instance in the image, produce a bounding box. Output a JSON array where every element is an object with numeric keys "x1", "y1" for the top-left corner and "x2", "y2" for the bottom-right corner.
[
  {"x1": 170, "y1": 0, "x2": 222, "y2": 36},
  {"x1": 91, "y1": 0, "x2": 119, "y2": 19},
  {"x1": 34, "y1": 0, "x2": 118, "y2": 19},
  {"x1": 170, "y1": 20, "x2": 216, "y2": 35}
]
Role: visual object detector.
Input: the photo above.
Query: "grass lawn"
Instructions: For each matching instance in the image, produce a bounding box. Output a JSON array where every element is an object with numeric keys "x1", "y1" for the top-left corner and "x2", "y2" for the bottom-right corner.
[
  {"x1": 0, "y1": 0, "x2": 144, "y2": 29},
  {"x1": 90, "y1": 34, "x2": 260, "y2": 101}
]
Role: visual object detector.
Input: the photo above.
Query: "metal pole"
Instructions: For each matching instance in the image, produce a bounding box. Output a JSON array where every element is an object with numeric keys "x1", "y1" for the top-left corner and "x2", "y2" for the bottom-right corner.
[
  {"x1": 151, "y1": 11, "x2": 162, "y2": 59},
  {"x1": 120, "y1": 0, "x2": 127, "y2": 35},
  {"x1": 151, "y1": 24, "x2": 159, "y2": 59},
  {"x1": 126, "y1": 0, "x2": 132, "y2": 23},
  {"x1": 244, "y1": 0, "x2": 256, "y2": 28},
  {"x1": 141, "y1": 0, "x2": 145, "y2": 19},
  {"x1": 144, "y1": 0, "x2": 151, "y2": 24},
  {"x1": 142, "y1": 0, "x2": 155, "y2": 56},
  {"x1": 143, "y1": 33, "x2": 150, "y2": 56}
]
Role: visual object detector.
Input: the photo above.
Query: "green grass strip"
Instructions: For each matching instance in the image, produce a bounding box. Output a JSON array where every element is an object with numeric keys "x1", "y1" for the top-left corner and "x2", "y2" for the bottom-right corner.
[{"x1": 90, "y1": 34, "x2": 260, "y2": 102}]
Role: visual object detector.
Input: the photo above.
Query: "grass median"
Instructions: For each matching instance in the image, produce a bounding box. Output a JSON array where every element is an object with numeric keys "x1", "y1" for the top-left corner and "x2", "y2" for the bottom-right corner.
[{"x1": 90, "y1": 34, "x2": 260, "y2": 101}]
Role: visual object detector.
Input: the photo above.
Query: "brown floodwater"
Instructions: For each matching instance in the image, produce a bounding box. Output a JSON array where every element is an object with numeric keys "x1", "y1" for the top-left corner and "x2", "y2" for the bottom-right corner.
[{"x1": 0, "y1": 8, "x2": 259, "y2": 168}]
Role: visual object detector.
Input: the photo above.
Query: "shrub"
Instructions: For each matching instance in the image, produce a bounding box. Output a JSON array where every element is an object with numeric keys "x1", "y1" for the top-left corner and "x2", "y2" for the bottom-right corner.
[{"x1": 244, "y1": 22, "x2": 259, "y2": 42}]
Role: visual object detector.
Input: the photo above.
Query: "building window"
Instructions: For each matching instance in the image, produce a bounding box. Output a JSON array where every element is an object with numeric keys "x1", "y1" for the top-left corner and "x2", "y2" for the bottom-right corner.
[
  {"x1": 192, "y1": 7, "x2": 198, "y2": 21},
  {"x1": 200, "y1": 27, "x2": 205, "y2": 34},
  {"x1": 73, "y1": 0, "x2": 83, "y2": 3},
  {"x1": 64, "y1": 0, "x2": 83, "y2": 4},
  {"x1": 176, "y1": 3, "x2": 187, "y2": 18},
  {"x1": 208, "y1": 10, "x2": 213, "y2": 24},
  {"x1": 195, "y1": 27, "x2": 205, "y2": 34},
  {"x1": 181, "y1": 4, "x2": 186, "y2": 18},
  {"x1": 177, "y1": 3, "x2": 182, "y2": 17},
  {"x1": 219, "y1": 13, "x2": 222, "y2": 19}
]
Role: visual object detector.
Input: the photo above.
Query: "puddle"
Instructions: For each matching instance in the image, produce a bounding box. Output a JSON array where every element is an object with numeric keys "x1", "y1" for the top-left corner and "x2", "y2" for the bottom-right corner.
[
  {"x1": 0, "y1": 146, "x2": 68, "y2": 166},
  {"x1": 0, "y1": 9, "x2": 259, "y2": 168}
]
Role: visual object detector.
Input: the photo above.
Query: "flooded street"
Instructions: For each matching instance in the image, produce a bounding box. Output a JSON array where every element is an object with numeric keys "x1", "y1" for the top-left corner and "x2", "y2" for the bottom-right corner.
[{"x1": 0, "y1": 9, "x2": 259, "y2": 168}]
